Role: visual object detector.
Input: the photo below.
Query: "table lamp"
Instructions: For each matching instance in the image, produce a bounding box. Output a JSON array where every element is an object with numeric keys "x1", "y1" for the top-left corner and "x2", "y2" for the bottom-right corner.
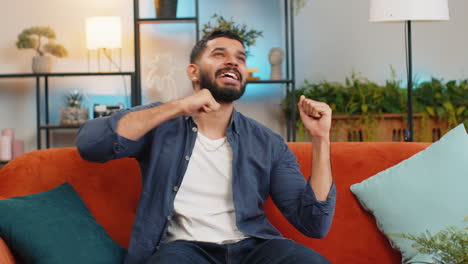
[{"x1": 86, "y1": 16, "x2": 122, "y2": 72}]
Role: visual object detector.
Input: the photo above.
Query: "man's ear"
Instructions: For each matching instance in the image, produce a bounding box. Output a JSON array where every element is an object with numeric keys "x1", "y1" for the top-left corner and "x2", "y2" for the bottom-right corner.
[{"x1": 187, "y1": 64, "x2": 199, "y2": 82}]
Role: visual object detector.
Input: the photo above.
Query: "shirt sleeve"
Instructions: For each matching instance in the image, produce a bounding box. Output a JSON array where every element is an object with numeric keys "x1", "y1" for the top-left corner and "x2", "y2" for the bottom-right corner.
[
  {"x1": 76, "y1": 102, "x2": 161, "y2": 163},
  {"x1": 269, "y1": 141, "x2": 336, "y2": 239}
]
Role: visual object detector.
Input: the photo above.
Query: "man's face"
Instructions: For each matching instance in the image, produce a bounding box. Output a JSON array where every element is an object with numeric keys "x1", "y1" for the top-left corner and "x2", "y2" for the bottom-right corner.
[{"x1": 196, "y1": 37, "x2": 248, "y2": 103}]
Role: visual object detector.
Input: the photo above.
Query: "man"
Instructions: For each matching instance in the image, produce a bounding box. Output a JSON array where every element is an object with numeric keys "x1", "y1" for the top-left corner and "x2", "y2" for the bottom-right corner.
[{"x1": 77, "y1": 30, "x2": 336, "y2": 264}]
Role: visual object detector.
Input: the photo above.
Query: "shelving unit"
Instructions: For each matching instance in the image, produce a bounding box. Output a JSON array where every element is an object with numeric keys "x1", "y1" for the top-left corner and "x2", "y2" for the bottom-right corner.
[
  {"x1": 138, "y1": 18, "x2": 197, "y2": 24},
  {"x1": 133, "y1": 0, "x2": 297, "y2": 140},
  {"x1": 133, "y1": 0, "x2": 200, "y2": 107},
  {"x1": 248, "y1": 80, "x2": 294, "y2": 84},
  {"x1": 0, "y1": 72, "x2": 135, "y2": 149}
]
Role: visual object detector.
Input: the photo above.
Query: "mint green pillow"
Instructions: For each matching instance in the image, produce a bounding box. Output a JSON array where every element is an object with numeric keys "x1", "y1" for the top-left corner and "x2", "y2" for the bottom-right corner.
[
  {"x1": 350, "y1": 124, "x2": 468, "y2": 264},
  {"x1": 0, "y1": 183, "x2": 126, "y2": 264}
]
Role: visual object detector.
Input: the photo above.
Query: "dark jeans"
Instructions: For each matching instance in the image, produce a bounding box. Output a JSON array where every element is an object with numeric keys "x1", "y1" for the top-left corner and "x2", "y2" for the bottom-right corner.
[{"x1": 145, "y1": 238, "x2": 331, "y2": 264}]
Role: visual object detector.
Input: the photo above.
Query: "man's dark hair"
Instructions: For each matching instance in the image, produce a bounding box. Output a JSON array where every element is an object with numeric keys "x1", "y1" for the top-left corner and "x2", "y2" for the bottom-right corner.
[{"x1": 190, "y1": 30, "x2": 245, "y2": 64}]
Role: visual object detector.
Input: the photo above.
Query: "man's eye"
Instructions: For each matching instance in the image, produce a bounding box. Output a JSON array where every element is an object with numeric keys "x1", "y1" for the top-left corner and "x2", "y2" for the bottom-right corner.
[
  {"x1": 214, "y1": 52, "x2": 224, "y2": 57},
  {"x1": 238, "y1": 57, "x2": 246, "y2": 63}
]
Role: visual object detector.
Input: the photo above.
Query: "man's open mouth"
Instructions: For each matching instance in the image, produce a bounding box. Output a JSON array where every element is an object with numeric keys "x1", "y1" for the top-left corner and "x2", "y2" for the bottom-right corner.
[{"x1": 215, "y1": 68, "x2": 242, "y2": 82}]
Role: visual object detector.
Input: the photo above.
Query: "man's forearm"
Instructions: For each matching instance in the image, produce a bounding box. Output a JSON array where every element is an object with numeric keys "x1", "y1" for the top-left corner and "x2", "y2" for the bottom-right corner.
[
  {"x1": 117, "y1": 100, "x2": 184, "y2": 140},
  {"x1": 309, "y1": 136, "x2": 333, "y2": 201}
]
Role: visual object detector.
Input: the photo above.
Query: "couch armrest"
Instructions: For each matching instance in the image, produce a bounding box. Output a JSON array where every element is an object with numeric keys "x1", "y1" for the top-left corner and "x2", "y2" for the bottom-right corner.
[{"x1": 0, "y1": 237, "x2": 15, "y2": 264}]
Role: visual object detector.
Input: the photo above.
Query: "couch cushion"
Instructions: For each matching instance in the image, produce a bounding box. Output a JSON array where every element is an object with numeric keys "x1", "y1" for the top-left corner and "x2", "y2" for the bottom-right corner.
[
  {"x1": 0, "y1": 183, "x2": 126, "y2": 264},
  {"x1": 0, "y1": 196, "x2": 15, "y2": 264},
  {"x1": 0, "y1": 147, "x2": 141, "y2": 248},
  {"x1": 350, "y1": 124, "x2": 468, "y2": 263}
]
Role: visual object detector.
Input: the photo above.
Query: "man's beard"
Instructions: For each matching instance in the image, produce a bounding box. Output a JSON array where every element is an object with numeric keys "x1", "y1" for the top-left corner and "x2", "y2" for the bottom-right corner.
[{"x1": 199, "y1": 67, "x2": 246, "y2": 103}]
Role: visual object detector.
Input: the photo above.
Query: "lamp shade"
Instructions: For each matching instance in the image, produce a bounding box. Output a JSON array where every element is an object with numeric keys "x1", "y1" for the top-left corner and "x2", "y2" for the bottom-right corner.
[
  {"x1": 86, "y1": 17, "x2": 122, "y2": 49},
  {"x1": 369, "y1": 0, "x2": 449, "y2": 22}
]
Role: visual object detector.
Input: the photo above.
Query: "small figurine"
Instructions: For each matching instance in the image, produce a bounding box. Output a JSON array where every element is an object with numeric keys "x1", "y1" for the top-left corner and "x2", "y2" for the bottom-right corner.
[{"x1": 269, "y1": 48, "x2": 284, "y2": 80}]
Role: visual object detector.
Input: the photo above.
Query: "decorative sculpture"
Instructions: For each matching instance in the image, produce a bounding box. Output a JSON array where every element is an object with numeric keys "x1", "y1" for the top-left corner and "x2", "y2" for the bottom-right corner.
[{"x1": 269, "y1": 48, "x2": 284, "y2": 80}]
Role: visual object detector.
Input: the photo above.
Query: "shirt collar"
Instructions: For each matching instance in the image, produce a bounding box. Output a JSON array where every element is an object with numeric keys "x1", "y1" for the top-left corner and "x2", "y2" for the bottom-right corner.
[
  {"x1": 229, "y1": 108, "x2": 240, "y2": 135},
  {"x1": 185, "y1": 108, "x2": 240, "y2": 135}
]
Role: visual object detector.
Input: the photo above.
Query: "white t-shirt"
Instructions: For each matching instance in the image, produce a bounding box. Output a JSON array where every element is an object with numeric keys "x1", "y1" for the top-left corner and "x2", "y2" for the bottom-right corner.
[{"x1": 164, "y1": 132, "x2": 249, "y2": 244}]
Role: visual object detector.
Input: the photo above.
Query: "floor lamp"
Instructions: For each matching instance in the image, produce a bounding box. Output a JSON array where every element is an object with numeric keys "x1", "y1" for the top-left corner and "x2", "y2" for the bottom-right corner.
[{"x1": 369, "y1": 0, "x2": 449, "y2": 142}]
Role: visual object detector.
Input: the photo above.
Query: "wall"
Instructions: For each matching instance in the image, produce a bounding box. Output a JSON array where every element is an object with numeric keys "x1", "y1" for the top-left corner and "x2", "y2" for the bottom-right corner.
[
  {"x1": 294, "y1": 0, "x2": 468, "y2": 85},
  {"x1": 138, "y1": 0, "x2": 288, "y2": 136},
  {"x1": 1, "y1": 0, "x2": 467, "y2": 153},
  {"x1": 0, "y1": 0, "x2": 288, "y2": 152},
  {"x1": 0, "y1": 0, "x2": 135, "y2": 151}
]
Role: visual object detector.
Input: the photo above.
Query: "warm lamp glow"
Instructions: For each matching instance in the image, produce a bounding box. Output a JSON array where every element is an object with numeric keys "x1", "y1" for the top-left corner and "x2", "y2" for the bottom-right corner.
[
  {"x1": 86, "y1": 17, "x2": 122, "y2": 49},
  {"x1": 369, "y1": 0, "x2": 449, "y2": 22}
]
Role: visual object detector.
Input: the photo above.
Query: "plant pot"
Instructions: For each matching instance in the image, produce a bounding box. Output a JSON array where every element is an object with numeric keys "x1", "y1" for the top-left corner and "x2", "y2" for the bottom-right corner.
[
  {"x1": 327, "y1": 113, "x2": 449, "y2": 142},
  {"x1": 32, "y1": 56, "x2": 52, "y2": 73},
  {"x1": 60, "y1": 107, "x2": 89, "y2": 126},
  {"x1": 154, "y1": 0, "x2": 178, "y2": 18}
]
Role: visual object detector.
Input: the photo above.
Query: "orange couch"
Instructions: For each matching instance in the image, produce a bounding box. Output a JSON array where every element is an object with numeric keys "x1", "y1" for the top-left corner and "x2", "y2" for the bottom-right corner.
[{"x1": 0, "y1": 142, "x2": 430, "y2": 263}]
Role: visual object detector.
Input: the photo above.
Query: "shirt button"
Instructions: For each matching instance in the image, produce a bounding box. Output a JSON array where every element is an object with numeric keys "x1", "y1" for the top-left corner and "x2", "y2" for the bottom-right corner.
[
  {"x1": 185, "y1": 155, "x2": 190, "y2": 161},
  {"x1": 192, "y1": 127, "x2": 198, "y2": 132},
  {"x1": 156, "y1": 246, "x2": 160, "y2": 250},
  {"x1": 113, "y1": 143, "x2": 123, "y2": 153},
  {"x1": 173, "y1": 186, "x2": 179, "y2": 192},
  {"x1": 167, "y1": 215, "x2": 172, "y2": 221}
]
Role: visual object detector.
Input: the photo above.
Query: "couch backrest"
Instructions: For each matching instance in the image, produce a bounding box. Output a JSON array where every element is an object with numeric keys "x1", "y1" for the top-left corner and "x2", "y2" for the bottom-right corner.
[
  {"x1": 0, "y1": 142, "x2": 430, "y2": 263},
  {"x1": 265, "y1": 142, "x2": 430, "y2": 263},
  {"x1": 0, "y1": 148, "x2": 141, "y2": 248}
]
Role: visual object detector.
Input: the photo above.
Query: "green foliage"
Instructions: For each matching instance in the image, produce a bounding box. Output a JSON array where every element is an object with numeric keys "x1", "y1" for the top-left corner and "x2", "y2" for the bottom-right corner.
[
  {"x1": 16, "y1": 26, "x2": 68, "y2": 57},
  {"x1": 381, "y1": 67, "x2": 407, "y2": 113},
  {"x1": 65, "y1": 90, "x2": 84, "y2": 108},
  {"x1": 414, "y1": 78, "x2": 468, "y2": 131},
  {"x1": 284, "y1": 70, "x2": 468, "y2": 140},
  {"x1": 284, "y1": 70, "x2": 406, "y2": 117},
  {"x1": 388, "y1": 217, "x2": 468, "y2": 264},
  {"x1": 283, "y1": 69, "x2": 407, "y2": 140},
  {"x1": 202, "y1": 14, "x2": 263, "y2": 50}
]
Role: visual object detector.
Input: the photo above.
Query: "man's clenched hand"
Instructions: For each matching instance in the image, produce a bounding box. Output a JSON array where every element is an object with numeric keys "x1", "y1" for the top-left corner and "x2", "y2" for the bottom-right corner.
[
  {"x1": 298, "y1": 95, "x2": 332, "y2": 140},
  {"x1": 178, "y1": 89, "x2": 221, "y2": 116}
]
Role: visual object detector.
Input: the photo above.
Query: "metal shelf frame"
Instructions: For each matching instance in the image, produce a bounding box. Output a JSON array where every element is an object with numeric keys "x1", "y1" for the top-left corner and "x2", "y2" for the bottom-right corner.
[
  {"x1": 133, "y1": 0, "x2": 200, "y2": 108},
  {"x1": 0, "y1": 72, "x2": 135, "y2": 149},
  {"x1": 133, "y1": 0, "x2": 296, "y2": 141}
]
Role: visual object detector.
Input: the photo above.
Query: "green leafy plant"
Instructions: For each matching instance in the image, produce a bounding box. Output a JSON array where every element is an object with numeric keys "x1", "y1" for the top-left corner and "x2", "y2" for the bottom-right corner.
[
  {"x1": 202, "y1": 14, "x2": 263, "y2": 51},
  {"x1": 16, "y1": 26, "x2": 68, "y2": 57},
  {"x1": 65, "y1": 90, "x2": 84, "y2": 108},
  {"x1": 414, "y1": 78, "x2": 468, "y2": 132},
  {"x1": 284, "y1": 69, "x2": 406, "y2": 140},
  {"x1": 284, "y1": 69, "x2": 468, "y2": 141},
  {"x1": 388, "y1": 217, "x2": 468, "y2": 264}
]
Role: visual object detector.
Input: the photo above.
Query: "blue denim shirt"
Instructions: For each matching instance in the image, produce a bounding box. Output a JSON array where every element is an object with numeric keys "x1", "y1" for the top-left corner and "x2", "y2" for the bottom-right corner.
[{"x1": 76, "y1": 102, "x2": 336, "y2": 264}]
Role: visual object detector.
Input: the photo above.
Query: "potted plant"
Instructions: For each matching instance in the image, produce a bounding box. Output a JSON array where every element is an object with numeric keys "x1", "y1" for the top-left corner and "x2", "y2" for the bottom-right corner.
[
  {"x1": 59, "y1": 90, "x2": 89, "y2": 126},
  {"x1": 283, "y1": 69, "x2": 468, "y2": 142},
  {"x1": 16, "y1": 26, "x2": 68, "y2": 73},
  {"x1": 284, "y1": 71, "x2": 406, "y2": 141},
  {"x1": 202, "y1": 14, "x2": 263, "y2": 54},
  {"x1": 414, "y1": 78, "x2": 468, "y2": 141}
]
